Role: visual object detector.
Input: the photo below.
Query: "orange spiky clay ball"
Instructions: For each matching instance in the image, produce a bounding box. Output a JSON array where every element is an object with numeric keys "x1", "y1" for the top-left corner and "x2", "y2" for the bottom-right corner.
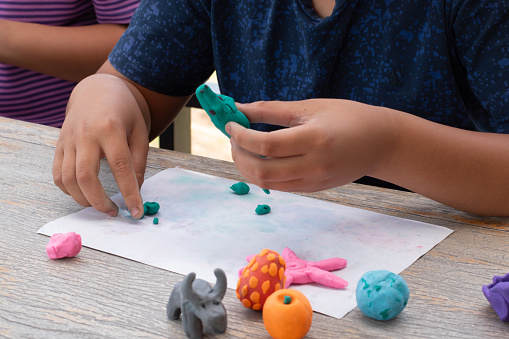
[{"x1": 236, "y1": 249, "x2": 286, "y2": 310}]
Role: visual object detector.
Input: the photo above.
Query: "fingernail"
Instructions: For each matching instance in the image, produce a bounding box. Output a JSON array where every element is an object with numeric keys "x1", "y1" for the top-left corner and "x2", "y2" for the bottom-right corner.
[
  {"x1": 130, "y1": 207, "x2": 141, "y2": 218},
  {"x1": 106, "y1": 210, "x2": 117, "y2": 217},
  {"x1": 225, "y1": 123, "x2": 231, "y2": 134}
]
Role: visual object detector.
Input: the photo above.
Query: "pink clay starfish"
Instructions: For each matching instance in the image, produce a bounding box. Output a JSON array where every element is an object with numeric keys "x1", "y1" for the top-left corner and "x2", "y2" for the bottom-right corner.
[
  {"x1": 240, "y1": 247, "x2": 348, "y2": 289},
  {"x1": 282, "y1": 247, "x2": 348, "y2": 289}
]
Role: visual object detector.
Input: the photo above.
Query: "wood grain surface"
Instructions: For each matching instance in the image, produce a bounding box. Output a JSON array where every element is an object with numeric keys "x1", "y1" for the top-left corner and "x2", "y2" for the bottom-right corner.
[{"x1": 1, "y1": 117, "x2": 509, "y2": 338}]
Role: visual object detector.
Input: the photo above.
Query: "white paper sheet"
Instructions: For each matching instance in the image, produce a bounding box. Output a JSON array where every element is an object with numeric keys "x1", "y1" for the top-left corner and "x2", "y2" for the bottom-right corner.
[{"x1": 38, "y1": 167, "x2": 453, "y2": 319}]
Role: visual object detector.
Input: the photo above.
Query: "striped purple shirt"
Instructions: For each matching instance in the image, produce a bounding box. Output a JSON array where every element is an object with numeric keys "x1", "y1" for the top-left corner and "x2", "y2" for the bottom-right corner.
[{"x1": 0, "y1": 0, "x2": 140, "y2": 127}]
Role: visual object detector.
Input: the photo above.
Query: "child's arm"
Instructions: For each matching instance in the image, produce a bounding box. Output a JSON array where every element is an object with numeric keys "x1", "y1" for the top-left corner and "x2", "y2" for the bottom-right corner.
[
  {"x1": 0, "y1": 20, "x2": 126, "y2": 82},
  {"x1": 227, "y1": 99, "x2": 509, "y2": 216},
  {"x1": 53, "y1": 61, "x2": 191, "y2": 219}
]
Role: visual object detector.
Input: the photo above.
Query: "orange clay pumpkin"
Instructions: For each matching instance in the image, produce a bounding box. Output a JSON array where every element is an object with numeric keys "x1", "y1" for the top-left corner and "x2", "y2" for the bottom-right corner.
[
  {"x1": 263, "y1": 289, "x2": 313, "y2": 339},
  {"x1": 236, "y1": 249, "x2": 286, "y2": 310}
]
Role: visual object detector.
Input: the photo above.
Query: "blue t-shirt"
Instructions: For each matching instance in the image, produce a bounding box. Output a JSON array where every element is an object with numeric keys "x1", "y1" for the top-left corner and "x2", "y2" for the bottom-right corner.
[{"x1": 110, "y1": 0, "x2": 509, "y2": 133}]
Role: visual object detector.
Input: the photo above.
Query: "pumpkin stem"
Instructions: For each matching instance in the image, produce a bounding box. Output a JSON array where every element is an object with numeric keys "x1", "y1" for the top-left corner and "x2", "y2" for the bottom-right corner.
[{"x1": 284, "y1": 295, "x2": 292, "y2": 304}]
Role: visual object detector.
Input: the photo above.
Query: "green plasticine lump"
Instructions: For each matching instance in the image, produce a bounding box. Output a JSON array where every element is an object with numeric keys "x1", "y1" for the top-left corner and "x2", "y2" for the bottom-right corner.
[
  {"x1": 144, "y1": 201, "x2": 160, "y2": 215},
  {"x1": 195, "y1": 84, "x2": 250, "y2": 138},
  {"x1": 255, "y1": 204, "x2": 271, "y2": 215},
  {"x1": 230, "y1": 182, "x2": 250, "y2": 195}
]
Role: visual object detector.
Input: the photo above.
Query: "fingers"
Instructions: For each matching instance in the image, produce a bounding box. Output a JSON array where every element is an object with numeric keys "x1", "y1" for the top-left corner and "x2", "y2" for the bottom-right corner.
[
  {"x1": 228, "y1": 111, "x2": 335, "y2": 191},
  {"x1": 53, "y1": 121, "x2": 147, "y2": 219},
  {"x1": 128, "y1": 122, "x2": 150, "y2": 190},
  {"x1": 236, "y1": 101, "x2": 307, "y2": 127},
  {"x1": 54, "y1": 140, "x2": 120, "y2": 216},
  {"x1": 231, "y1": 141, "x2": 330, "y2": 192},
  {"x1": 53, "y1": 145, "x2": 69, "y2": 195},
  {"x1": 76, "y1": 145, "x2": 119, "y2": 217},
  {"x1": 60, "y1": 147, "x2": 92, "y2": 207},
  {"x1": 103, "y1": 136, "x2": 144, "y2": 219},
  {"x1": 53, "y1": 130, "x2": 144, "y2": 218},
  {"x1": 230, "y1": 140, "x2": 300, "y2": 182},
  {"x1": 227, "y1": 121, "x2": 311, "y2": 158}
]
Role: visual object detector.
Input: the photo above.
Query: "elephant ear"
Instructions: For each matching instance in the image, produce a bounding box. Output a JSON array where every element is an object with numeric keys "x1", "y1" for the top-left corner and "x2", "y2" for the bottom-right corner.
[
  {"x1": 210, "y1": 268, "x2": 227, "y2": 300},
  {"x1": 182, "y1": 272, "x2": 203, "y2": 305}
]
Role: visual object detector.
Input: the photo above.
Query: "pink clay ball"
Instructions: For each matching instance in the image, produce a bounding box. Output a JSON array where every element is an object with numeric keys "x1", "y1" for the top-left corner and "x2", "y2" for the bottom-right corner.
[{"x1": 46, "y1": 232, "x2": 82, "y2": 259}]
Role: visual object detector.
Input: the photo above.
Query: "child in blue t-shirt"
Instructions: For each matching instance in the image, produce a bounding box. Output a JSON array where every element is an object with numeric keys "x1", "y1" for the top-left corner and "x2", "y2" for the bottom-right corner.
[{"x1": 52, "y1": 0, "x2": 509, "y2": 218}]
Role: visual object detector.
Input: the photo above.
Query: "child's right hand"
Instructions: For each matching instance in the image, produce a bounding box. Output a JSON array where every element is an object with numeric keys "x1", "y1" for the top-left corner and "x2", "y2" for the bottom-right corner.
[{"x1": 52, "y1": 73, "x2": 150, "y2": 219}]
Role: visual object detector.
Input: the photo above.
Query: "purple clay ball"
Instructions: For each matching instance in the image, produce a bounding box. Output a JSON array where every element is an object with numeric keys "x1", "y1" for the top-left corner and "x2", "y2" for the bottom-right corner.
[{"x1": 482, "y1": 272, "x2": 509, "y2": 321}]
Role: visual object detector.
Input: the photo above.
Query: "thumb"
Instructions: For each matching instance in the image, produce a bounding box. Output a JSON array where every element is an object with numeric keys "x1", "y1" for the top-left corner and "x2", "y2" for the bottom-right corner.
[{"x1": 225, "y1": 121, "x2": 246, "y2": 140}]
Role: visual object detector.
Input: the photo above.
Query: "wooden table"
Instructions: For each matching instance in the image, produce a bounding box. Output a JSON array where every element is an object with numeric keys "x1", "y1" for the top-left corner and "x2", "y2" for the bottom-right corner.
[{"x1": 1, "y1": 117, "x2": 509, "y2": 338}]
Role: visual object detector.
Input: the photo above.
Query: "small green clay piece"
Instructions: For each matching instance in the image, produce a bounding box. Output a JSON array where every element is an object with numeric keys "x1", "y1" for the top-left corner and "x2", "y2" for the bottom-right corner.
[
  {"x1": 195, "y1": 84, "x2": 250, "y2": 138},
  {"x1": 230, "y1": 182, "x2": 250, "y2": 195},
  {"x1": 153, "y1": 218, "x2": 159, "y2": 225},
  {"x1": 262, "y1": 188, "x2": 270, "y2": 194},
  {"x1": 144, "y1": 201, "x2": 160, "y2": 215},
  {"x1": 284, "y1": 295, "x2": 292, "y2": 304},
  {"x1": 255, "y1": 204, "x2": 271, "y2": 215}
]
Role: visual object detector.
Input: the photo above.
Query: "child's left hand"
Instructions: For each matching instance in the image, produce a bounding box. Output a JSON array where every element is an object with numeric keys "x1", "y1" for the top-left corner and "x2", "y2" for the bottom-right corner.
[{"x1": 226, "y1": 99, "x2": 397, "y2": 193}]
